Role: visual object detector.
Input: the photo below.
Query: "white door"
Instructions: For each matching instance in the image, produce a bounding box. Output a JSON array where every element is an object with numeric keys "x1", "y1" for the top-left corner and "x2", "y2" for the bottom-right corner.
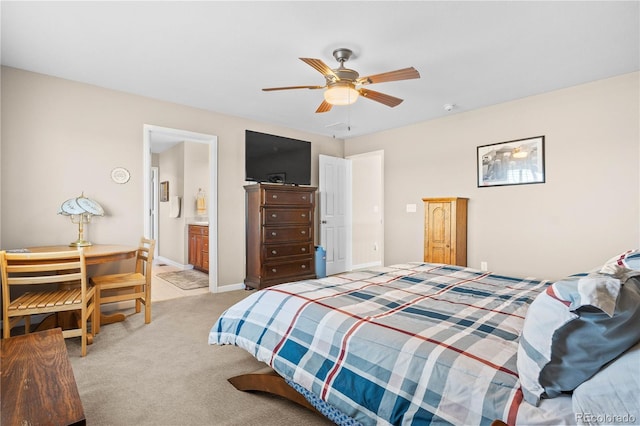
[{"x1": 319, "y1": 155, "x2": 351, "y2": 275}]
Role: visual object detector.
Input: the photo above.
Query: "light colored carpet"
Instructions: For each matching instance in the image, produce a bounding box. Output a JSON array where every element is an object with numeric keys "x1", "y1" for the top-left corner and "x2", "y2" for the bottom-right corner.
[
  {"x1": 66, "y1": 292, "x2": 333, "y2": 426},
  {"x1": 156, "y1": 269, "x2": 209, "y2": 290}
]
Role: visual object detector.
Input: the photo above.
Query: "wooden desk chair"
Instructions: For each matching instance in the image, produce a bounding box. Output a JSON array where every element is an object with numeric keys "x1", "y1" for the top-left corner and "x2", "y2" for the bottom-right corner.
[
  {"x1": 90, "y1": 237, "x2": 155, "y2": 334},
  {"x1": 0, "y1": 249, "x2": 96, "y2": 357}
]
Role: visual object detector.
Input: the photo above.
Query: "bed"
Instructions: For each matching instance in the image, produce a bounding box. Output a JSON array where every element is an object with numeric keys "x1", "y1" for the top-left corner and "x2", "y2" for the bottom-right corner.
[{"x1": 209, "y1": 252, "x2": 640, "y2": 425}]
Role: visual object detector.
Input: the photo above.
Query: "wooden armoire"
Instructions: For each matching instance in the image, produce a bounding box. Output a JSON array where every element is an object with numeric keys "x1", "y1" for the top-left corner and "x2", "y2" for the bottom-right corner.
[
  {"x1": 244, "y1": 183, "x2": 317, "y2": 290},
  {"x1": 422, "y1": 197, "x2": 468, "y2": 266}
]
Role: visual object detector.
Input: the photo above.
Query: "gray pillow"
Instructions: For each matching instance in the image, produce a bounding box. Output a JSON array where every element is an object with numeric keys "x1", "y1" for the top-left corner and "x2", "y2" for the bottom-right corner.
[{"x1": 517, "y1": 274, "x2": 640, "y2": 406}]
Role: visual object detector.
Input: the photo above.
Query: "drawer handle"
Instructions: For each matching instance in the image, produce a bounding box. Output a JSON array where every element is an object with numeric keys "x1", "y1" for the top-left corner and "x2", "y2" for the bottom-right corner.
[
  {"x1": 272, "y1": 194, "x2": 278, "y2": 199},
  {"x1": 301, "y1": 213, "x2": 306, "y2": 218},
  {"x1": 272, "y1": 268, "x2": 277, "y2": 273},
  {"x1": 271, "y1": 231, "x2": 277, "y2": 236},
  {"x1": 271, "y1": 213, "x2": 277, "y2": 218},
  {"x1": 300, "y1": 230, "x2": 306, "y2": 234},
  {"x1": 301, "y1": 195, "x2": 307, "y2": 200},
  {"x1": 272, "y1": 250, "x2": 277, "y2": 255},
  {"x1": 301, "y1": 247, "x2": 306, "y2": 252},
  {"x1": 301, "y1": 265, "x2": 306, "y2": 269}
]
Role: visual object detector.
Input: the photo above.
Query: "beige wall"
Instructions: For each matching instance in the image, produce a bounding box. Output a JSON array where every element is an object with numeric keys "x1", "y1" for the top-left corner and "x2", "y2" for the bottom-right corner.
[
  {"x1": 345, "y1": 72, "x2": 640, "y2": 280},
  {"x1": 158, "y1": 142, "x2": 186, "y2": 264},
  {"x1": 157, "y1": 141, "x2": 209, "y2": 266},
  {"x1": 184, "y1": 142, "x2": 210, "y2": 222},
  {"x1": 2, "y1": 66, "x2": 638, "y2": 284},
  {"x1": 0, "y1": 66, "x2": 343, "y2": 287}
]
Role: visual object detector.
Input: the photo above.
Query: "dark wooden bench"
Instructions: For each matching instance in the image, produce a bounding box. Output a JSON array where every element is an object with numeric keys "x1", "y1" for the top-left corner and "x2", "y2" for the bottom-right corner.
[{"x1": 1, "y1": 328, "x2": 86, "y2": 425}]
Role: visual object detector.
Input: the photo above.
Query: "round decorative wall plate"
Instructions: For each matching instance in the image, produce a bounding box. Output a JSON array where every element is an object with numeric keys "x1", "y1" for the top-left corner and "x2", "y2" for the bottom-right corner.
[{"x1": 111, "y1": 167, "x2": 130, "y2": 184}]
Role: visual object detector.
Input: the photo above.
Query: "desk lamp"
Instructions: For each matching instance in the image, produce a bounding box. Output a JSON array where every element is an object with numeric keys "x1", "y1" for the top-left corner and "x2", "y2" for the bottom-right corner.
[{"x1": 58, "y1": 193, "x2": 105, "y2": 247}]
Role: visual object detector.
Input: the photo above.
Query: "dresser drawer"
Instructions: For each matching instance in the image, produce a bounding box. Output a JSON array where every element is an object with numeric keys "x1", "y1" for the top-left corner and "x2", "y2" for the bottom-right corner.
[
  {"x1": 245, "y1": 184, "x2": 317, "y2": 290},
  {"x1": 262, "y1": 189, "x2": 313, "y2": 206},
  {"x1": 263, "y1": 258, "x2": 314, "y2": 281},
  {"x1": 263, "y1": 243, "x2": 313, "y2": 260},
  {"x1": 263, "y1": 208, "x2": 312, "y2": 225},
  {"x1": 263, "y1": 226, "x2": 311, "y2": 243}
]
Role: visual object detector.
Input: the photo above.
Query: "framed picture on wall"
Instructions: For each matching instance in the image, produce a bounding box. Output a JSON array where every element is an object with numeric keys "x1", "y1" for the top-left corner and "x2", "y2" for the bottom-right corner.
[
  {"x1": 160, "y1": 181, "x2": 169, "y2": 202},
  {"x1": 477, "y1": 136, "x2": 545, "y2": 187}
]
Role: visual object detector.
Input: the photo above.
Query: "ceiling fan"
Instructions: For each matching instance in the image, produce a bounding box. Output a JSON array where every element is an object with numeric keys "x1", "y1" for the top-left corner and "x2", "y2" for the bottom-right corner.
[{"x1": 262, "y1": 48, "x2": 420, "y2": 113}]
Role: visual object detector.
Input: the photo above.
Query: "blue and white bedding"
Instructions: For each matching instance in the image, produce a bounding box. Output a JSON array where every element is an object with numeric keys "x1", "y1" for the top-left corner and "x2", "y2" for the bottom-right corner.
[{"x1": 209, "y1": 263, "x2": 574, "y2": 425}]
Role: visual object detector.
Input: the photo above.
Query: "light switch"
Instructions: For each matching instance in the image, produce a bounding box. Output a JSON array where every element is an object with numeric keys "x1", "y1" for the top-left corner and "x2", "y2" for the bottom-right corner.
[{"x1": 406, "y1": 204, "x2": 417, "y2": 213}]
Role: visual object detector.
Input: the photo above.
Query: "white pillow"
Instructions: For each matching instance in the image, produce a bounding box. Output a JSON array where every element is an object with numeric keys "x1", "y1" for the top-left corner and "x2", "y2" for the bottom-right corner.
[
  {"x1": 600, "y1": 249, "x2": 640, "y2": 282},
  {"x1": 572, "y1": 342, "x2": 640, "y2": 425}
]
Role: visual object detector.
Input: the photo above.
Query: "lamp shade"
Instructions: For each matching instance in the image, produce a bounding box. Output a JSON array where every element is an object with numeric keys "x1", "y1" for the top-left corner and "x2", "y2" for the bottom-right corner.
[
  {"x1": 58, "y1": 194, "x2": 104, "y2": 217},
  {"x1": 324, "y1": 83, "x2": 359, "y2": 106},
  {"x1": 58, "y1": 194, "x2": 104, "y2": 247}
]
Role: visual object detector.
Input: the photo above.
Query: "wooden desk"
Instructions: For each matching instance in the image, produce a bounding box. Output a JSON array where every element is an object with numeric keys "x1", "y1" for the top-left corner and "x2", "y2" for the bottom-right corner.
[
  {"x1": 1, "y1": 328, "x2": 86, "y2": 426},
  {"x1": 26, "y1": 244, "x2": 137, "y2": 265},
  {"x1": 25, "y1": 244, "x2": 138, "y2": 333}
]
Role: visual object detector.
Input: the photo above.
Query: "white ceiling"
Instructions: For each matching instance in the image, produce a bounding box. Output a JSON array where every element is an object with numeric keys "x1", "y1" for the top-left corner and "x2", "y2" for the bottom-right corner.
[{"x1": 2, "y1": 1, "x2": 638, "y2": 140}]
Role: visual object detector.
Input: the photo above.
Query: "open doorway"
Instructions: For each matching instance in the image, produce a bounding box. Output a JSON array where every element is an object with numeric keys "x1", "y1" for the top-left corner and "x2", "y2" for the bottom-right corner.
[
  {"x1": 142, "y1": 124, "x2": 219, "y2": 292},
  {"x1": 348, "y1": 150, "x2": 384, "y2": 269}
]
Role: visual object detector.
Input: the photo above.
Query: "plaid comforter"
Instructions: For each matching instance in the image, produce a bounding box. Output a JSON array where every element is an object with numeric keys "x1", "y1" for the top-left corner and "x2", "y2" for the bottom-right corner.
[{"x1": 209, "y1": 263, "x2": 574, "y2": 425}]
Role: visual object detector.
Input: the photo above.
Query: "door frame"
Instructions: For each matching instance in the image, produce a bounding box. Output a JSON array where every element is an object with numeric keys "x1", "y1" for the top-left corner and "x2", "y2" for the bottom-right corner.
[
  {"x1": 142, "y1": 124, "x2": 219, "y2": 292},
  {"x1": 150, "y1": 166, "x2": 159, "y2": 259}
]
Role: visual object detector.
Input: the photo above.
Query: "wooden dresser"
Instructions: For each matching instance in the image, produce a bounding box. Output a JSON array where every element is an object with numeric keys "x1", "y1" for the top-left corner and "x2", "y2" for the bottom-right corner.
[
  {"x1": 423, "y1": 197, "x2": 468, "y2": 266},
  {"x1": 188, "y1": 224, "x2": 209, "y2": 273},
  {"x1": 245, "y1": 183, "x2": 317, "y2": 289}
]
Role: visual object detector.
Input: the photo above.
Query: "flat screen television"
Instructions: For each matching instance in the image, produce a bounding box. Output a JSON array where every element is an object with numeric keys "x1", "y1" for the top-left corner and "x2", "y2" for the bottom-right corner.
[{"x1": 245, "y1": 130, "x2": 311, "y2": 185}]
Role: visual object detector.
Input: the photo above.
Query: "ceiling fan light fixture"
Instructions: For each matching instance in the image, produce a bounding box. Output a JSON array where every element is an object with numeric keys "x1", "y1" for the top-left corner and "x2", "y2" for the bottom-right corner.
[{"x1": 324, "y1": 83, "x2": 359, "y2": 106}]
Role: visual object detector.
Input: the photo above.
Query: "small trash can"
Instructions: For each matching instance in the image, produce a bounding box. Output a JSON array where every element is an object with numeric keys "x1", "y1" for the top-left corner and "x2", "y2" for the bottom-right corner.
[{"x1": 315, "y1": 246, "x2": 327, "y2": 278}]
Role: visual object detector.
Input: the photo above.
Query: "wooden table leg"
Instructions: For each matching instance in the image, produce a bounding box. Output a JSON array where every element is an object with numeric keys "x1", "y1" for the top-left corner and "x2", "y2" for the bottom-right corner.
[
  {"x1": 32, "y1": 303, "x2": 126, "y2": 336},
  {"x1": 33, "y1": 312, "x2": 94, "y2": 344},
  {"x1": 33, "y1": 314, "x2": 60, "y2": 332},
  {"x1": 100, "y1": 312, "x2": 126, "y2": 326}
]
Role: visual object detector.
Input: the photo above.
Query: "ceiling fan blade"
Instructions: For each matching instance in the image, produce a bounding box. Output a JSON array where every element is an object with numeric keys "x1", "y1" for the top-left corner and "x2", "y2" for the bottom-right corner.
[
  {"x1": 359, "y1": 88, "x2": 404, "y2": 108},
  {"x1": 315, "y1": 100, "x2": 333, "y2": 113},
  {"x1": 300, "y1": 58, "x2": 339, "y2": 80},
  {"x1": 262, "y1": 85, "x2": 325, "y2": 91},
  {"x1": 357, "y1": 67, "x2": 420, "y2": 85}
]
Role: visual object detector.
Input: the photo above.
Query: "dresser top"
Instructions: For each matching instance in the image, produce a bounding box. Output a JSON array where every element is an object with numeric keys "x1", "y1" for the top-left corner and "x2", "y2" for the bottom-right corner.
[{"x1": 244, "y1": 183, "x2": 317, "y2": 192}]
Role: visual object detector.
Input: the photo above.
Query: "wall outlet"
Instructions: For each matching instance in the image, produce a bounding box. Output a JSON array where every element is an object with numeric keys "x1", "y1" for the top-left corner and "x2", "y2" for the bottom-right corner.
[
  {"x1": 406, "y1": 203, "x2": 417, "y2": 213},
  {"x1": 480, "y1": 261, "x2": 488, "y2": 272}
]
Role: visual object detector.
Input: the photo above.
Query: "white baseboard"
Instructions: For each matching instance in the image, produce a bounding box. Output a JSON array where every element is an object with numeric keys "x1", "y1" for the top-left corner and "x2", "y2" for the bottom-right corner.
[
  {"x1": 156, "y1": 256, "x2": 191, "y2": 270},
  {"x1": 351, "y1": 261, "x2": 383, "y2": 270},
  {"x1": 214, "y1": 282, "x2": 246, "y2": 292},
  {"x1": 154, "y1": 257, "x2": 247, "y2": 292}
]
